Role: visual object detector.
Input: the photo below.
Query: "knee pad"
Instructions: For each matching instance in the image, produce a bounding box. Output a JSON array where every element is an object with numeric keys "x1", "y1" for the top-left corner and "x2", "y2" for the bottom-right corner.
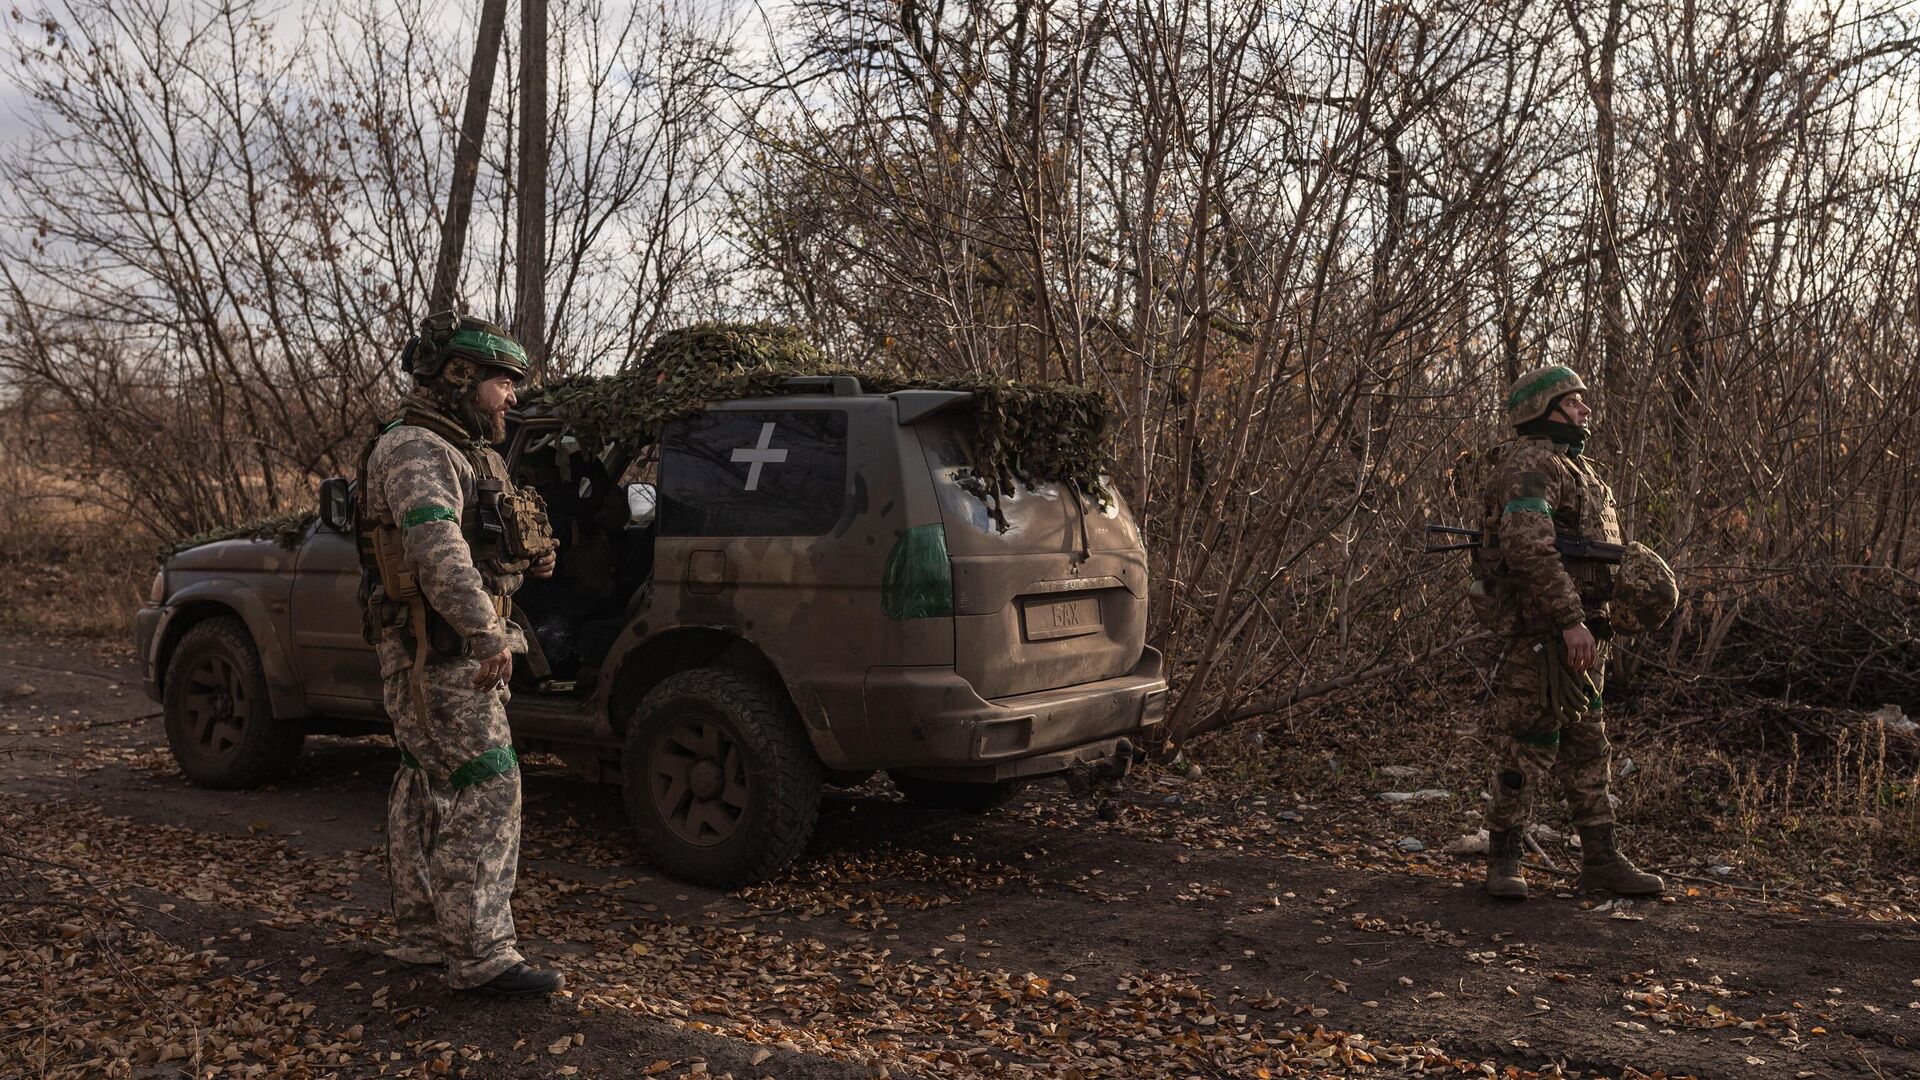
[{"x1": 1500, "y1": 770, "x2": 1526, "y2": 791}]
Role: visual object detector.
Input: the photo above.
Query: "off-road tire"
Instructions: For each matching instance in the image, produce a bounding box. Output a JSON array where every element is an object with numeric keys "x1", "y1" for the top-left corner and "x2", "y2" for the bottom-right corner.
[
  {"x1": 622, "y1": 668, "x2": 822, "y2": 888},
  {"x1": 888, "y1": 771, "x2": 1023, "y2": 814},
  {"x1": 162, "y1": 617, "x2": 303, "y2": 788}
]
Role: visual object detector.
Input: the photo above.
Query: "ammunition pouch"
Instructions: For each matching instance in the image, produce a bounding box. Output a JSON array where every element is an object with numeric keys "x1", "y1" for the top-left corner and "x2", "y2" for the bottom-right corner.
[
  {"x1": 498, "y1": 485, "x2": 557, "y2": 564},
  {"x1": 360, "y1": 586, "x2": 465, "y2": 656},
  {"x1": 470, "y1": 458, "x2": 558, "y2": 574},
  {"x1": 359, "y1": 524, "x2": 410, "y2": 647},
  {"x1": 1566, "y1": 557, "x2": 1615, "y2": 603},
  {"x1": 417, "y1": 609, "x2": 468, "y2": 658},
  {"x1": 371, "y1": 525, "x2": 418, "y2": 606}
]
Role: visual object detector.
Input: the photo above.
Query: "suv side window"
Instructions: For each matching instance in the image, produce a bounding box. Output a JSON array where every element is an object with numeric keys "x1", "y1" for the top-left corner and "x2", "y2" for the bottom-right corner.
[{"x1": 659, "y1": 410, "x2": 847, "y2": 537}]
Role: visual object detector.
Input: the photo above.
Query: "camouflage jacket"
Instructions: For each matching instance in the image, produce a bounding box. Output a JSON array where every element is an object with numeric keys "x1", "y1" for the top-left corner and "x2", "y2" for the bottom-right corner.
[
  {"x1": 365, "y1": 424, "x2": 526, "y2": 660},
  {"x1": 1475, "y1": 436, "x2": 1622, "y2": 633}
]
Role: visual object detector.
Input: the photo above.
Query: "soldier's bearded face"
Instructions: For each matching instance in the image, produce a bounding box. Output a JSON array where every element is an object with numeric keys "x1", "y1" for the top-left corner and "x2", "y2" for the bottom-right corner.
[{"x1": 470, "y1": 374, "x2": 518, "y2": 443}]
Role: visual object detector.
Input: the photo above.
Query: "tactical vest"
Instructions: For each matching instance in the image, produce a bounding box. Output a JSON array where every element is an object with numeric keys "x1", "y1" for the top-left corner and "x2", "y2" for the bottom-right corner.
[
  {"x1": 354, "y1": 405, "x2": 557, "y2": 651},
  {"x1": 1471, "y1": 439, "x2": 1622, "y2": 618},
  {"x1": 1561, "y1": 454, "x2": 1621, "y2": 602}
]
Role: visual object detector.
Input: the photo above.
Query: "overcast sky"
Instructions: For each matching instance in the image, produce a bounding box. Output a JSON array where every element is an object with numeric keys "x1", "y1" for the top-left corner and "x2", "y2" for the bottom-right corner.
[{"x1": 0, "y1": 0, "x2": 776, "y2": 155}]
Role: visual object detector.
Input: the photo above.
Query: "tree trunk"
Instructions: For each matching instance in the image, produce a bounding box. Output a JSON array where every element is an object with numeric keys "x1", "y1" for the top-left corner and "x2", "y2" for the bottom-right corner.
[
  {"x1": 1592, "y1": 0, "x2": 1626, "y2": 396},
  {"x1": 427, "y1": 0, "x2": 510, "y2": 314},
  {"x1": 514, "y1": 0, "x2": 550, "y2": 376}
]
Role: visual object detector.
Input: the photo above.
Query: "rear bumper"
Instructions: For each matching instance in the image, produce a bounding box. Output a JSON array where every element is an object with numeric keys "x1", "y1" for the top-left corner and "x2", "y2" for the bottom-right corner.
[
  {"x1": 864, "y1": 647, "x2": 1167, "y2": 780},
  {"x1": 132, "y1": 604, "x2": 167, "y2": 702}
]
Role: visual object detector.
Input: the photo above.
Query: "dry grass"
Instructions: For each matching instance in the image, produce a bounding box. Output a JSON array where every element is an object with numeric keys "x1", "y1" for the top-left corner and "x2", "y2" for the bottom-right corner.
[
  {"x1": 1187, "y1": 662, "x2": 1920, "y2": 897},
  {"x1": 0, "y1": 468, "x2": 154, "y2": 642}
]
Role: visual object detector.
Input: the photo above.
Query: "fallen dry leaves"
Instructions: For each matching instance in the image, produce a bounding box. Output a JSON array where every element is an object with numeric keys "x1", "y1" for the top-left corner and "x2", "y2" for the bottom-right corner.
[
  {"x1": 0, "y1": 780, "x2": 1566, "y2": 1076},
  {"x1": 0, "y1": 789, "x2": 1617, "y2": 1080},
  {"x1": 9, "y1": 743, "x2": 1908, "y2": 1080}
]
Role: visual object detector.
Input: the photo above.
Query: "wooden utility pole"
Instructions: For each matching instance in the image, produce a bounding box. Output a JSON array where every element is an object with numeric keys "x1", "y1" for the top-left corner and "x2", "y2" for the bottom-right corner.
[
  {"x1": 513, "y1": 0, "x2": 549, "y2": 377},
  {"x1": 428, "y1": 0, "x2": 510, "y2": 315}
]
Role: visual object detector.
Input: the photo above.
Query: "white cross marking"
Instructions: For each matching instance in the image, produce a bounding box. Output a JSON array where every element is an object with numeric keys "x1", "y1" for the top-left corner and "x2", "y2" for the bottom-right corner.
[{"x1": 730, "y1": 422, "x2": 788, "y2": 491}]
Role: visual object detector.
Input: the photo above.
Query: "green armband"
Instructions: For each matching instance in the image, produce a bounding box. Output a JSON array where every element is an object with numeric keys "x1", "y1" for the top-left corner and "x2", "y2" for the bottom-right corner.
[
  {"x1": 450, "y1": 745, "x2": 519, "y2": 790},
  {"x1": 1504, "y1": 497, "x2": 1553, "y2": 517},
  {"x1": 403, "y1": 505, "x2": 459, "y2": 528}
]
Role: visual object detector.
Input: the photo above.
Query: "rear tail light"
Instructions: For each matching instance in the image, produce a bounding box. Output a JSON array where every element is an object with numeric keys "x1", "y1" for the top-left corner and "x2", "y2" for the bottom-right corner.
[{"x1": 882, "y1": 523, "x2": 953, "y2": 619}]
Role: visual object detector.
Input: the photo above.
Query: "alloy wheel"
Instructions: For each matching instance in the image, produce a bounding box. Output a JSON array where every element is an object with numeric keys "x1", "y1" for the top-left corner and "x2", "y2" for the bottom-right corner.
[{"x1": 649, "y1": 714, "x2": 750, "y2": 847}]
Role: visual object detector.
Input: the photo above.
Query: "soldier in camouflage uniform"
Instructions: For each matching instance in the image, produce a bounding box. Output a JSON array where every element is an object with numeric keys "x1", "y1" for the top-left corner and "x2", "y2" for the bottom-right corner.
[
  {"x1": 359, "y1": 314, "x2": 563, "y2": 996},
  {"x1": 1473, "y1": 365, "x2": 1664, "y2": 901}
]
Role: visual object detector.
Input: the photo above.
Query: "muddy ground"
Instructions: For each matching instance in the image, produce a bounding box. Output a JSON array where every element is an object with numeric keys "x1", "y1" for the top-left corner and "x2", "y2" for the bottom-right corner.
[{"x1": 1, "y1": 636, "x2": 1915, "y2": 1079}]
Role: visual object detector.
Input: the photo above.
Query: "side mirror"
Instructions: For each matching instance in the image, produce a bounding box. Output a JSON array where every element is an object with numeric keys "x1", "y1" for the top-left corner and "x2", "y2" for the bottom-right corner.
[
  {"x1": 626, "y1": 482, "x2": 657, "y2": 529},
  {"x1": 319, "y1": 477, "x2": 356, "y2": 532}
]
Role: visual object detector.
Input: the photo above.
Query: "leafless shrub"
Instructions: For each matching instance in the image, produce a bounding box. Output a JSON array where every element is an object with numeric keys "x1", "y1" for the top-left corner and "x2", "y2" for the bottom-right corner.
[
  {"x1": 734, "y1": 0, "x2": 1920, "y2": 738},
  {"x1": 0, "y1": 0, "x2": 738, "y2": 537}
]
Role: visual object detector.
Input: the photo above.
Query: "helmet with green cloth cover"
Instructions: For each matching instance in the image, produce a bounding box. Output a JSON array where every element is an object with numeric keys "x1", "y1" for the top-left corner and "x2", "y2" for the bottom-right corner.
[
  {"x1": 1610, "y1": 541, "x2": 1679, "y2": 635},
  {"x1": 1505, "y1": 364, "x2": 1589, "y2": 429},
  {"x1": 400, "y1": 310, "x2": 531, "y2": 387}
]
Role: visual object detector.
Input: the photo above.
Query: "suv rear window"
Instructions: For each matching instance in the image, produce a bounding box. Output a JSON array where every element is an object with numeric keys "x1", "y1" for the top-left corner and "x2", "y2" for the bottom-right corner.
[{"x1": 659, "y1": 410, "x2": 847, "y2": 536}]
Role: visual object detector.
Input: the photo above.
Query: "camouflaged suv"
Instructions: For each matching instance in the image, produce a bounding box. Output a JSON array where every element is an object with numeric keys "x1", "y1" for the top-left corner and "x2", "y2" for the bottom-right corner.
[{"x1": 134, "y1": 377, "x2": 1167, "y2": 885}]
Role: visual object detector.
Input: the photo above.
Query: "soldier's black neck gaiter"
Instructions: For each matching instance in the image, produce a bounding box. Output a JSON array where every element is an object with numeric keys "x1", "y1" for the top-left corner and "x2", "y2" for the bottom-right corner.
[{"x1": 1518, "y1": 418, "x2": 1589, "y2": 459}]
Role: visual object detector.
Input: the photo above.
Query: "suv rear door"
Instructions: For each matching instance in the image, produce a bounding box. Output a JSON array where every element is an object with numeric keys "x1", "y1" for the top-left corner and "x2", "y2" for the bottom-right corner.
[{"x1": 914, "y1": 419, "x2": 1148, "y2": 699}]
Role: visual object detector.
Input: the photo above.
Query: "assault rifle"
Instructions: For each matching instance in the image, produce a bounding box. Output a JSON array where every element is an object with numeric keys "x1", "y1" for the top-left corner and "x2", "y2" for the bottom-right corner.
[{"x1": 1423, "y1": 524, "x2": 1625, "y2": 563}]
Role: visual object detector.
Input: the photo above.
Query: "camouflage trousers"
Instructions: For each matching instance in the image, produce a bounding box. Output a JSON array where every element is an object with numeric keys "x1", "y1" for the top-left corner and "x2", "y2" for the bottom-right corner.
[
  {"x1": 378, "y1": 640, "x2": 525, "y2": 989},
  {"x1": 1486, "y1": 636, "x2": 1615, "y2": 832}
]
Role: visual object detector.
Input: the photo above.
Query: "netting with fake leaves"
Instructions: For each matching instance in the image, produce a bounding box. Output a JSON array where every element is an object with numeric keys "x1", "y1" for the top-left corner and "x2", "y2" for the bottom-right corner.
[
  {"x1": 160, "y1": 323, "x2": 1114, "y2": 559},
  {"x1": 527, "y1": 322, "x2": 1113, "y2": 526}
]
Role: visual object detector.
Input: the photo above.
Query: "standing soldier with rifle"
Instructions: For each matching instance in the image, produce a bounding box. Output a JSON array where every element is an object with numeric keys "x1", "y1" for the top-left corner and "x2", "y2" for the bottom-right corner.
[
  {"x1": 357, "y1": 312, "x2": 562, "y2": 995},
  {"x1": 1461, "y1": 365, "x2": 1678, "y2": 901}
]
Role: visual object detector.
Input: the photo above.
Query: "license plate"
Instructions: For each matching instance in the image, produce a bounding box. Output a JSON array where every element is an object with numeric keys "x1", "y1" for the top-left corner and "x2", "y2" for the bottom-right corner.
[{"x1": 1022, "y1": 595, "x2": 1103, "y2": 641}]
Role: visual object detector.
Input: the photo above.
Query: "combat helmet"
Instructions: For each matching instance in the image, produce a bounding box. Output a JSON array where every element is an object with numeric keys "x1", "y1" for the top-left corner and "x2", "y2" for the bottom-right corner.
[
  {"x1": 1505, "y1": 364, "x2": 1588, "y2": 428},
  {"x1": 400, "y1": 310, "x2": 531, "y2": 388},
  {"x1": 1611, "y1": 542, "x2": 1679, "y2": 635}
]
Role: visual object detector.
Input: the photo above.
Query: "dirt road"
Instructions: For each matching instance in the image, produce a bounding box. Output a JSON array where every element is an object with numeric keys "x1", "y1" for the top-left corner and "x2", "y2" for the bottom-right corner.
[{"x1": 2, "y1": 636, "x2": 1914, "y2": 1079}]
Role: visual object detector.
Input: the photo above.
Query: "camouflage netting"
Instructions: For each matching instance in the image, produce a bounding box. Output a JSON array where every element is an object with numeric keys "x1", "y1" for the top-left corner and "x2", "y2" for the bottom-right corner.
[
  {"x1": 158, "y1": 507, "x2": 316, "y2": 564},
  {"x1": 528, "y1": 322, "x2": 1114, "y2": 524},
  {"x1": 157, "y1": 323, "x2": 1112, "y2": 559}
]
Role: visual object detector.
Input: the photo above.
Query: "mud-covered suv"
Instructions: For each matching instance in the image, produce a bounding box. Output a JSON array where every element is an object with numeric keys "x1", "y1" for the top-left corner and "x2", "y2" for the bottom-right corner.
[{"x1": 134, "y1": 377, "x2": 1167, "y2": 885}]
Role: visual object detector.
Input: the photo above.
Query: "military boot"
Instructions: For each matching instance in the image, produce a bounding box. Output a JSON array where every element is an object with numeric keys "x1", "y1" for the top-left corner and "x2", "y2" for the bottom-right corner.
[
  {"x1": 1484, "y1": 828, "x2": 1527, "y2": 899},
  {"x1": 469, "y1": 962, "x2": 565, "y2": 998},
  {"x1": 1577, "y1": 824, "x2": 1664, "y2": 895}
]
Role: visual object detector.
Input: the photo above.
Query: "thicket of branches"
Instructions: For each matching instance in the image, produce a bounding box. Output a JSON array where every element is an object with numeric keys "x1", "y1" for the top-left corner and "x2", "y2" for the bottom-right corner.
[
  {"x1": 0, "y1": 0, "x2": 735, "y2": 537},
  {"x1": 1, "y1": 0, "x2": 1917, "y2": 735},
  {"x1": 734, "y1": 0, "x2": 1920, "y2": 733}
]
